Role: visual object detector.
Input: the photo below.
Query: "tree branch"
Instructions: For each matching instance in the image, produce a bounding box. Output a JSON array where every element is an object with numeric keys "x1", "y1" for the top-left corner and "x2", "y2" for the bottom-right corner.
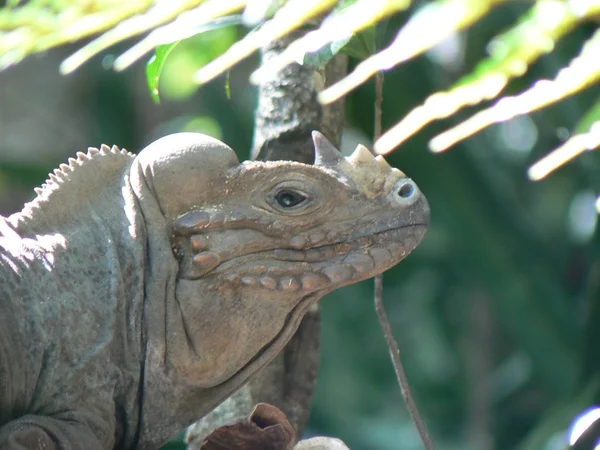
[{"x1": 372, "y1": 72, "x2": 434, "y2": 450}]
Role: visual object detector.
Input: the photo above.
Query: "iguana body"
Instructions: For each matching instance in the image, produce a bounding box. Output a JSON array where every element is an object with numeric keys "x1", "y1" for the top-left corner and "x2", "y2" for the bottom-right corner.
[{"x1": 0, "y1": 132, "x2": 429, "y2": 449}]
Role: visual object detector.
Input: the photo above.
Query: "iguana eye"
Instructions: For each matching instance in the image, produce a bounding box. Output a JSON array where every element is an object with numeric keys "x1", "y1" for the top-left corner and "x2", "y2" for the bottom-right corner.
[
  {"x1": 392, "y1": 179, "x2": 419, "y2": 205},
  {"x1": 275, "y1": 189, "x2": 307, "y2": 208}
]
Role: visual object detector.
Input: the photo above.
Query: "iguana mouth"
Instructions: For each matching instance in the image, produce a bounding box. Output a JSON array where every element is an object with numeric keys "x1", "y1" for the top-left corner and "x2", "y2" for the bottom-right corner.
[{"x1": 212, "y1": 224, "x2": 428, "y2": 292}]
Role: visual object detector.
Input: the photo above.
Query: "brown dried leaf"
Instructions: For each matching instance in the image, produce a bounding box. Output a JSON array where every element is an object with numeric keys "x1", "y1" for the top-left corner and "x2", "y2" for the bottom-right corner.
[{"x1": 201, "y1": 403, "x2": 295, "y2": 450}]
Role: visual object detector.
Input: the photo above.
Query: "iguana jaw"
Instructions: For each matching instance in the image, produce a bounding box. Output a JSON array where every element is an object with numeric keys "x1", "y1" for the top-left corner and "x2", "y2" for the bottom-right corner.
[
  {"x1": 206, "y1": 223, "x2": 428, "y2": 294},
  {"x1": 212, "y1": 224, "x2": 428, "y2": 398},
  {"x1": 167, "y1": 221, "x2": 427, "y2": 388}
]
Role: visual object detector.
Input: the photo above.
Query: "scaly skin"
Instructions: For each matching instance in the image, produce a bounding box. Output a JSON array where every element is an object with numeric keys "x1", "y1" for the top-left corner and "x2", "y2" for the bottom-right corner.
[{"x1": 0, "y1": 132, "x2": 429, "y2": 449}]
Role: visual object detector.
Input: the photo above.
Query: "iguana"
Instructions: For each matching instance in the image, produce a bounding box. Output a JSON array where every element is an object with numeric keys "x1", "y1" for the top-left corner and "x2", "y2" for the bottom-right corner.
[{"x1": 0, "y1": 131, "x2": 429, "y2": 449}]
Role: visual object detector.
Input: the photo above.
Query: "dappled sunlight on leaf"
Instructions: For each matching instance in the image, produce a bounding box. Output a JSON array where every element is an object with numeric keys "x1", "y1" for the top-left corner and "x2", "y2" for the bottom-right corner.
[
  {"x1": 146, "y1": 42, "x2": 180, "y2": 104},
  {"x1": 60, "y1": 0, "x2": 233, "y2": 74},
  {"x1": 569, "y1": 407, "x2": 600, "y2": 446},
  {"x1": 528, "y1": 121, "x2": 600, "y2": 181},
  {"x1": 319, "y1": 0, "x2": 509, "y2": 105},
  {"x1": 0, "y1": 0, "x2": 154, "y2": 69},
  {"x1": 374, "y1": 0, "x2": 586, "y2": 154},
  {"x1": 0, "y1": 0, "x2": 249, "y2": 73},
  {"x1": 193, "y1": 0, "x2": 339, "y2": 84},
  {"x1": 242, "y1": 0, "x2": 283, "y2": 26},
  {"x1": 152, "y1": 27, "x2": 239, "y2": 102},
  {"x1": 429, "y1": 27, "x2": 600, "y2": 153},
  {"x1": 114, "y1": 13, "x2": 243, "y2": 71},
  {"x1": 249, "y1": 0, "x2": 411, "y2": 85}
]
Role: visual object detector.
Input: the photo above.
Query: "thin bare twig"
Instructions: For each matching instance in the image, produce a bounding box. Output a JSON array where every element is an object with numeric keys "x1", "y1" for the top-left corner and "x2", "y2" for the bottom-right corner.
[
  {"x1": 467, "y1": 291, "x2": 494, "y2": 450},
  {"x1": 372, "y1": 71, "x2": 435, "y2": 450}
]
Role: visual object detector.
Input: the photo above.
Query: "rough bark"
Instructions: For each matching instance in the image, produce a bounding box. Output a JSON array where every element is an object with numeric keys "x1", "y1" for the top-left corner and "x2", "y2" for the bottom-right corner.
[
  {"x1": 186, "y1": 33, "x2": 347, "y2": 448},
  {"x1": 252, "y1": 32, "x2": 347, "y2": 163},
  {"x1": 249, "y1": 35, "x2": 347, "y2": 436}
]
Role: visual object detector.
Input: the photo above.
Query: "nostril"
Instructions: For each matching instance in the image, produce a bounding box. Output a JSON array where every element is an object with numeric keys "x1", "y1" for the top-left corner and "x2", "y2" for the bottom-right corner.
[{"x1": 397, "y1": 181, "x2": 415, "y2": 199}]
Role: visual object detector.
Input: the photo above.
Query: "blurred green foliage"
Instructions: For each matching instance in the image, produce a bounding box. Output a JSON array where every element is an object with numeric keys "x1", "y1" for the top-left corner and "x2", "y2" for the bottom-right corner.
[{"x1": 1, "y1": 1, "x2": 600, "y2": 450}]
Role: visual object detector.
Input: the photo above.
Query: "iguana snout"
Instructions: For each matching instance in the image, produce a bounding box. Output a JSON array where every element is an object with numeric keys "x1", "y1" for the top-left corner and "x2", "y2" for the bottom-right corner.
[{"x1": 169, "y1": 131, "x2": 429, "y2": 294}]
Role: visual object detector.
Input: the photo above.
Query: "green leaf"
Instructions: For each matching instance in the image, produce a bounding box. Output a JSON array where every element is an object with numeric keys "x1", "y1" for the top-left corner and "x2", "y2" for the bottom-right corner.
[
  {"x1": 158, "y1": 26, "x2": 239, "y2": 101},
  {"x1": 146, "y1": 42, "x2": 180, "y2": 104},
  {"x1": 298, "y1": 1, "x2": 377, "y2": 68},
  {"x1": 142, "y1": 15, "x2": 241, "y2": 103},
  {"x1": 194, "y1": 0, "x2": 340, "y2": 84},
  {"x1": 302, "y1": 34, "x2": 353, "y2": 67},
  {"x1": 340, "y1": 26, "x2": 376, "y2": 60},
  {"x1": 113, "y1": 14, "x2": 244, "y2": 72},
  {"x1": 249, "y1": 0, "x2": 409, "y2": 85},
  {"x1": 335, "y1": 0, "x2": 360, "y2": 9},
  {"x1": 301, "y1": 25, "x2": 376, "y2": 67},
  {"x1": 575, "y1": 98, "x2": 600, "y2": 134},
  {"x1": 242, "y1": 0, "x2": 285, "y2": 26}
]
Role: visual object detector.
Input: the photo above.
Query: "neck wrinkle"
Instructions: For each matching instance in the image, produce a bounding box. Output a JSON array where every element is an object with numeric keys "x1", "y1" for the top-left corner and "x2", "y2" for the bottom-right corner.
[{"x1": 128, "y1": 159, "x2": 181, "y2": 447}]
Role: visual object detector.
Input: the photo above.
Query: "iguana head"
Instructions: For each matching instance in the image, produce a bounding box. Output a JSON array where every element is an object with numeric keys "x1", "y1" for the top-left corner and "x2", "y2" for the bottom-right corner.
[{"x1": 133, "y1": 132, "x2": 429, "y2": 388}]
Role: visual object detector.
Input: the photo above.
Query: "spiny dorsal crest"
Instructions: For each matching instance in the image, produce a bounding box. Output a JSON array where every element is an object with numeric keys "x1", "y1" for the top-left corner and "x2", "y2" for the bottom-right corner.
[
  {"x1": 33, "y1": 144, "x2": 134, "y2": 197},
  {"x1": 312, "y1": 131, "x2": 404, "y2": 199},
  {"x1": 16, "y1": 144, "x2": 135, "y2": 226}
]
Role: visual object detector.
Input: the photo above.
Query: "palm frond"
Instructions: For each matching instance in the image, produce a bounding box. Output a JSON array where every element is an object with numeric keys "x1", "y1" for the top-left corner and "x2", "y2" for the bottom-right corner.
[
  {"x1": 528, "y1": 97, "x2": 600, "y2": 181},
  {"x1": 427, "y1": 27, "x2": 600, "y2": 153},
  {"x1": 373, "y1": 0, "x2": 589, "y2": 154},
  {"x1": 318, "y1": 0, "x2": 509, "y2": 104}
]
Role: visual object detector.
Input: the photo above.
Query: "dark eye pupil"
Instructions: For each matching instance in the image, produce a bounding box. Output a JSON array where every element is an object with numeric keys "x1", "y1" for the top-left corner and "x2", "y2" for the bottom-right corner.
[
  {"x1": 275, "y1": 190, "x2": 307, "y2": 208},
  {"x1": 398, "y1": 183, "x2": 415, "y2": 198}
]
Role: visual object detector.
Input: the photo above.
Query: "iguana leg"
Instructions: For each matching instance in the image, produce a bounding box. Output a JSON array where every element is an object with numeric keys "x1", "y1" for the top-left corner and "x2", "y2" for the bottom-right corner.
[{"x1": 0, "y1": 415, "x2": 105, "y2": 450}]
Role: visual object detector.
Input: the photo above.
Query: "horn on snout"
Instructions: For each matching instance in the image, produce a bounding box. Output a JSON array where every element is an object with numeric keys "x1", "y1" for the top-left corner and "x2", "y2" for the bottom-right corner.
[
  {"x1": 312, "y1": 131, "x2": 344, "y2": 166},
  {"x1": 347, "y1": 144, "x2": 374, "y2": 165},
  {"x1": 374, "y1": 155, "x2": 392, "y2": 170}
]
